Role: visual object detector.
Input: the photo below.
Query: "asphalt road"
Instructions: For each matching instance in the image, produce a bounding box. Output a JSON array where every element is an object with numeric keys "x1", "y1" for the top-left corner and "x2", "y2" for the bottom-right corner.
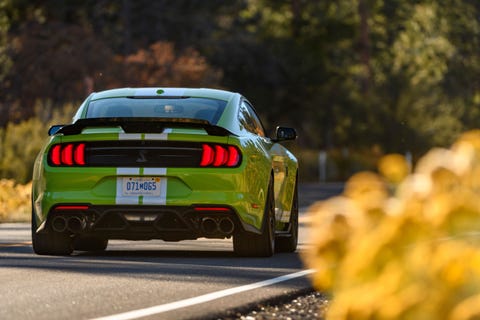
[{"x1": 0, "y1": 183, "x2": 342, "y2": 320}]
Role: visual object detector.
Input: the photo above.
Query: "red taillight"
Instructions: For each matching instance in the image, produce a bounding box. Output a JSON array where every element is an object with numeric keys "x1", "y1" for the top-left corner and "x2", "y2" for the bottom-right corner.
[
  {"x1": 49, "y1": 143, "x2": 86, "y2": 166},
  {"x1": 194, "y1": 207, "x2": 230, "y2": 212},
  {"x1": 200, "y1": 144, "x2": 241, "y2": 168},
  {"x1": 74, "y1": 144, "x2": 85, "y2": 165},
  {"x1": 200, "y1": 144, "x2": 215, "y2": 166},
  {"x1": 61, "y1": 144, "x2": 74, "y2": 165},
  {"x1": 51, "y1": 145, "x2": 62, "y2": 166},
  {"x1": 227, "y1": 146, "x2": 240, "y2": 167},
  {"x1": 54, "y1": 205, "x2": 89, "y2": 211},
  {"x1": 213, "y1": 145, "x2": 228, "y2": 167}
]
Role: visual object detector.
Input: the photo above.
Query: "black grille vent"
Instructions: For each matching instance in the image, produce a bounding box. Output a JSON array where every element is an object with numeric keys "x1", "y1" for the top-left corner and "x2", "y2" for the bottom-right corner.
[{"x1": 85, "y1": 141, "x2": 202, "y2": 167}]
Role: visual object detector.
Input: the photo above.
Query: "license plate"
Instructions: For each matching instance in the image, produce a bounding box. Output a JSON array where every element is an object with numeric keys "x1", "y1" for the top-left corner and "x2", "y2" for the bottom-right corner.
[{"x1": 122, "y1": 177, "x2": 161, "y2": 196}]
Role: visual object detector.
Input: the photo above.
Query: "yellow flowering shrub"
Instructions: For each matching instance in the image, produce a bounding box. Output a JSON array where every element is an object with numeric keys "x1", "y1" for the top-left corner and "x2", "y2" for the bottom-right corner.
[
  {"x1": 303, "y1": 130, "x2": 480, "y2": 320},
  {"x1": 0, "y1": 179, "x2": 31, "y2": 222}
]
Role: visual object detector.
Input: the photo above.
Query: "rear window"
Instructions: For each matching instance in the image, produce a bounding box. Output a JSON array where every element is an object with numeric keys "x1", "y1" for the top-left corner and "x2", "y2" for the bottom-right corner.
[{"x1": 85, "y1": 97, "x2": 227, "y2": 124}]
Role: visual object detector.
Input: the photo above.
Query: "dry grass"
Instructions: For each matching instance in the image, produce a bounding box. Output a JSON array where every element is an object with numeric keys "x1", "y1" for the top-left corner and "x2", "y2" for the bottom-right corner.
[
  {"x1": 303, "y1": 130, "x2": 480, "y2": 320},
  {"x1": 0, "y1": 179, "x2": 31, "y2": 222}
]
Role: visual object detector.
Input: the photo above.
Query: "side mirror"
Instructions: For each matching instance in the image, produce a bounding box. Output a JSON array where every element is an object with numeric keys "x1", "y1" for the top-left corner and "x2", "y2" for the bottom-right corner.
[
  {"x1": 48, "y1": 125, "x2": 65, "y2": 136},
  {"x1": 273, "y1": 126, "x2": 297, "y2": 142}
]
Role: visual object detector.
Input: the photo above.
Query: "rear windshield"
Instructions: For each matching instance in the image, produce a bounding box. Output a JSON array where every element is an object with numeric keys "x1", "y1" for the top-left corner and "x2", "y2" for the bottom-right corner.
[{"x1": 85, "y1": 97, "x2": 227, "y2": 124}]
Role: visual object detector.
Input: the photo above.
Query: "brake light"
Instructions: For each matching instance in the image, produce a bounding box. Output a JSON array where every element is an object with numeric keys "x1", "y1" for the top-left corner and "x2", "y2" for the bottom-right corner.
[
  {"x1": 54, "y1": 205, "x2": 89, "y2": 211},
  {"x1": 200, "y1": 144, "x2": 214, "y2": 166},
  {"x1": 194, "y1": 207, "x2": 230, "y2": 212},
  {"x1": 74, "y1": 144, "x2": 86, "y2": 165},
  {"x1": 213, "y1": 145, "x2": 228, "y2": 167},
  {"x1": 51, "y1": 145, "x2": 62, "y2": 165},
  {"x1": 199, "y1": 144, "x2": 241, "y2": 168},
  {"x1": 61, "y1": 144, "x2": 74, "y2": 165},
  {"x1": 48, "y1": 143, "x2": 86, "y2": 166},
  {"x1": 226, "y1": 146, "x2": 240, "y2": 167}
]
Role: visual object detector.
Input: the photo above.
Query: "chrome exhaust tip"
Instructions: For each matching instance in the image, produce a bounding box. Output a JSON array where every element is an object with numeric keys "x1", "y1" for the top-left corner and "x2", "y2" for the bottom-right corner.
[
  {"x1": 67, "y1": 216, "x2": 86, "y2": 233},
  {"x1": 218, "y1": 218, "x2": 234, "y2": 235},
  {"x1": 201, "y1": 218, "x2": 217, "y2": 235},
  {"x1": 51, "y1": 216, "x2": 67, "y2": 233}
]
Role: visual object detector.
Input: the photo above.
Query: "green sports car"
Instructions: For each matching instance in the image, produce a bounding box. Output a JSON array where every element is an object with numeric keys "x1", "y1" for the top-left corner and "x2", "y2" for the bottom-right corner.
[{"x1": 31, "y1": 88, "x2": 298, "y2": 256}]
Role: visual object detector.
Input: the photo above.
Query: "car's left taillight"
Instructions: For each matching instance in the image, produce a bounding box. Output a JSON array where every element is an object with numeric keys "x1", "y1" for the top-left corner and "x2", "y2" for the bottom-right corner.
[{"x1": 48, "y1": 143, "x2": 86, "y2": 166}]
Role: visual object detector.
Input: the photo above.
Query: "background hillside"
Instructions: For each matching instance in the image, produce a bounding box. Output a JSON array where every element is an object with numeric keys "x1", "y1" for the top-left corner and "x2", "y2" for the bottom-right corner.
[{"x1": 0, "y1": 0, "x2": 479, "y2": 183}]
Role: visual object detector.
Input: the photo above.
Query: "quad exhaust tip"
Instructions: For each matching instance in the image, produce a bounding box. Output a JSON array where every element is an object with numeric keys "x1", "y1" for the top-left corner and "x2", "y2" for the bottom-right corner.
[
  {"x1": 52, "y1": 216, "x2": 67, "y2": 233},
  {"x1": 67, "y1": 216, "x2": 86, "y2": 233},
  {"x1": 51, "y1": 216, "x2": 86, "y2": 234},
  {"x1": 218, "y1": 218, "x2": 234, "y2": 234}
]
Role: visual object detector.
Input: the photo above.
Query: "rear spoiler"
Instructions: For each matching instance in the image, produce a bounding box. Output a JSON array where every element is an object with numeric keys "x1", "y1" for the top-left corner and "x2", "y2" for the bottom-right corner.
[{"x1": 49, "y1": 118, "x2": 235, "y2": 137}]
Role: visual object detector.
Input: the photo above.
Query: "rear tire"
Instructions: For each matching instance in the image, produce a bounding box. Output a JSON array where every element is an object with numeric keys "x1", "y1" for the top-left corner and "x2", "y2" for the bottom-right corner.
[
  {"x1": 73, "y1": 236, "x2": 108, "y2": 252},
  {"x1": 32, "y1": 209, "x2": 73, "y2": 256},
  {"x1": 275, "y1": 177, "x2": 299, "y2": 253},
  {"x1": 233, "y1": 178, "x2": 275, "y2": 257}
]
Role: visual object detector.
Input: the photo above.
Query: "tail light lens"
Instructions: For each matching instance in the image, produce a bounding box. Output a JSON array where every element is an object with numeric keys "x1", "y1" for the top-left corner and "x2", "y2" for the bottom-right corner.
[
  {"x1": 48, "y1": 143, "x2": 86, "y2": 166},
  {"x1": 200, "y1": 144, "x2": 241, "y2": 167},
  {"x1": 48, "y1": 142, "x2": 239, "y2": 167},
  {"x1": 54, "y1": 205, "x2": 89, "y2": 211},
  {"x1": 194, "y1": 206, "x2": 231, "y2": 212}
]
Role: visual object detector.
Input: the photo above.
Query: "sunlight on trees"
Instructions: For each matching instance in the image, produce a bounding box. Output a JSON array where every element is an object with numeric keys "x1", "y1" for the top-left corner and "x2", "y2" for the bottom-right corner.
[
  {"x1": 392, "y1": 3, "x2": 455, "y2": 86},
  {"x1": 0, "y1": 104, "x2": 76, "y2": 183}
]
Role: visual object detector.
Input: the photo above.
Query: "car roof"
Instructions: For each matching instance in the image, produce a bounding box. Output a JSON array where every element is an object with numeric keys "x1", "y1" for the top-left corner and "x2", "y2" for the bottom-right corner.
[{"x1": 90, "y1": 87, "x2": 236, "y2": 102}]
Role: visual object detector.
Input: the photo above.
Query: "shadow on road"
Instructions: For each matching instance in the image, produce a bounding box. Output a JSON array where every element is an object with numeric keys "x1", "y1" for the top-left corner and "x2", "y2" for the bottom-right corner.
[{"x1": 0, "y1": 242, "x2": 306, "y2": 285}]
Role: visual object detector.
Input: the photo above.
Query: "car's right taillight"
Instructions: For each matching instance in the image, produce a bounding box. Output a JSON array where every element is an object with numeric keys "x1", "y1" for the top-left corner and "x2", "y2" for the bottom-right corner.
[
  {"x1": 48, "y1": 143, "x2": 86, "y2": 166},
  {"x1": 200, "y1": 144, "x2": 241, "y2": 168}
]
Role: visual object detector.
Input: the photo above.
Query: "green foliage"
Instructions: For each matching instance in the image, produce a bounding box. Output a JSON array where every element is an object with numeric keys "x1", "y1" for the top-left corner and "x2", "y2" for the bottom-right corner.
[
  {"x1": 0, "y1": 104, "x2": 75, "y2": 183},
  {"x1": 0, "y1": 117, "x2": 45, "y2": 183},
  {"x1": 0, "y1": 0, "x2": 11, "y2": 83}
]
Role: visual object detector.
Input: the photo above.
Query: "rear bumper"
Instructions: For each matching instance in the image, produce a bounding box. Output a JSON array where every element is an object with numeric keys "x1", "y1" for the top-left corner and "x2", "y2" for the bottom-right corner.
[
  {"x1": 33, "y1": 167, "x2": 267, "y2": 232},
  {"x1": 36, "y1": 204, "x2": 252, "y2": 241}
]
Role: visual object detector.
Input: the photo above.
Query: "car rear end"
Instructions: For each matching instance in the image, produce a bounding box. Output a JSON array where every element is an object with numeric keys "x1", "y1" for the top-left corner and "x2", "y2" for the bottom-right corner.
[
  {"x1": 34, "y1": 121, "x2": 270, "y2": 242},
  {"x1": 32, "y1": 90, "x2": 270, "y2": 255}
]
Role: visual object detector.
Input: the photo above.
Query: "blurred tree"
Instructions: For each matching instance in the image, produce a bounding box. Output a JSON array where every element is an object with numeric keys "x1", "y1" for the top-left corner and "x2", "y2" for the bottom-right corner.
[
  {"x1": 440, "y1": 0, "x2": 480, "y2": 130},
  {"x1": 5, "y1": 21, "x2": 113, "y2": 121},
  {"x1": 1, "y1": 1, "x2": 114, "y2": 123},
  {"x1": 107, "y1": 41, "x2": 222, "y2": 88},
  {"x1": 373, "y1": 0, "x2": 479, "y2": 154},
  {"x1": 226, "y1": 0, "x2": 373, "y2": 148},
  {"x1": 0, "y1": 0, "x2": 12, "y2": 127},
  {"x1": 0, "y1": 117, "x2": 46, "y2": 183},
  {"x1": 0, "y1": 103, "x2": 76, "y2": 183},
  {"x1": 0, "y1": 0, "x2": 479, "y2": 163},
  {"x1": 0, "y1": 0, "x2": 11, "y2": 83},
  {"x1": 0, "y1": 0, "x2": 235, "y2": 124}
]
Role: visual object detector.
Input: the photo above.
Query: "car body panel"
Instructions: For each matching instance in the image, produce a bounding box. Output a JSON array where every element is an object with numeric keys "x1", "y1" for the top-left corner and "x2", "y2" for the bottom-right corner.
[{"x1": 32, "y1": 87, "x2": 297, "y2": 247}]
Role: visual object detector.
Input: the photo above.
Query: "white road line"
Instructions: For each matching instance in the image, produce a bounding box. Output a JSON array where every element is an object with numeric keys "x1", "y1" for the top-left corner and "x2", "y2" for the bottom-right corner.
[{"x1": 91, "y1": 269, "x2": 315, "y2": 320}]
